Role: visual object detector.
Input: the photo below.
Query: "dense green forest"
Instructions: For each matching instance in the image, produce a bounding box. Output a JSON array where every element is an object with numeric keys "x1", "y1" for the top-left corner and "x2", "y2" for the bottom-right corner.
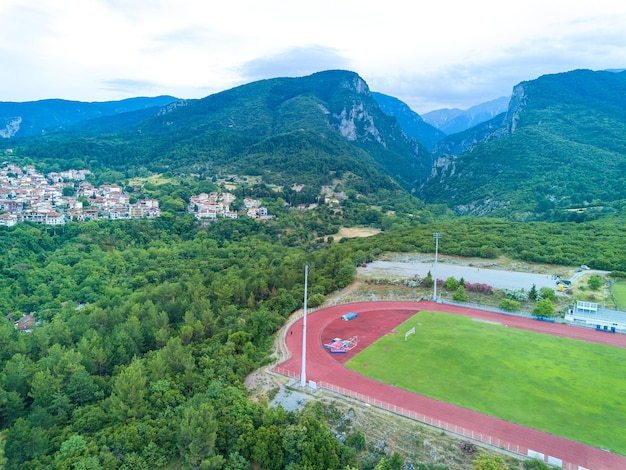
[
  {"x1": 2, "y1": 190, "x2": 626, "y2": 468},
  {"x1": 0, "y1": 214, "x2": 365, "y2": 469}
]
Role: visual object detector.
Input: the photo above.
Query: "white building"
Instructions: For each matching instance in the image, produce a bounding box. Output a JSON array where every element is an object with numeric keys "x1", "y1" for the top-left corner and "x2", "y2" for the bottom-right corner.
[{"x1": 565, "y1": 301, "x2": 625, "y2": 332}]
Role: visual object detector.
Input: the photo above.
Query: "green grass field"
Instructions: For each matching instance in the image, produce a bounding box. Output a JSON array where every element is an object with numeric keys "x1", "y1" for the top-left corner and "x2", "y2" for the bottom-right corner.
[
  {"x1": 345, "y1": 311, "x2": 626, "y2": 454},
  {"x1": 612, "y1": 280, "x2": 626, "y2": 310}
]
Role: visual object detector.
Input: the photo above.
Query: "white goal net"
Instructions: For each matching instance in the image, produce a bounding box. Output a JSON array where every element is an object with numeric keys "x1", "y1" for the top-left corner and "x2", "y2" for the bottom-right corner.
[{"x1": 405, "y1": 326, "x2": 416, "y2": 341}]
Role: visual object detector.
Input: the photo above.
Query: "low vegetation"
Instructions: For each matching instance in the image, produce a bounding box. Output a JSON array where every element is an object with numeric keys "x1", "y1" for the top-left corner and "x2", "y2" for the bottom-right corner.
[{"x1": 346, "y1": 311, "x2": 626, "y2": 454}]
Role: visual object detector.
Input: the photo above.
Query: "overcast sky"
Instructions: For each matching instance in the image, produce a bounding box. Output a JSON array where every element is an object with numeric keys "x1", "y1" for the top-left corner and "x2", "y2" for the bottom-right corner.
[{"x1": 1, "y1": 1, "x2": 625, "y2": 114}]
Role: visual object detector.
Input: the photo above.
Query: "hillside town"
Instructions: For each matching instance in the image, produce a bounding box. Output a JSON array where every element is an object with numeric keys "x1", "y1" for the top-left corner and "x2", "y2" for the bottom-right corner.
[
  {"x1": 0, "y1": 164, "x2": 160, "y2": 226},
  {"x1": 0, "y1": 163, "x2": 272, "y2": 227},
  {"x1": 187, "y1": 191, "x2": 270, "y2": 221}
]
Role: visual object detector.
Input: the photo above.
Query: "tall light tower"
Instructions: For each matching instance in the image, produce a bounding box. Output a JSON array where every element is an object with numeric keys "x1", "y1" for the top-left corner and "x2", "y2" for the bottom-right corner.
[
  {"x1": 300, "y1": 263, "x2": 310, "y2": 388},
  {"x1": 433, "y1": 233, "x2": 442, "y2": 301}
]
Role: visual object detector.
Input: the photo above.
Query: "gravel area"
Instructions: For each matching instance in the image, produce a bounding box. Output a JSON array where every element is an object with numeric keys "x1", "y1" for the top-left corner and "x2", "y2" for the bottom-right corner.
[
  {"x1": 361, "y1": 258, "x2": 563, "y2": 291},
  {"x1": 269, "y1": 386, "x2": 313, "y2": 412}
]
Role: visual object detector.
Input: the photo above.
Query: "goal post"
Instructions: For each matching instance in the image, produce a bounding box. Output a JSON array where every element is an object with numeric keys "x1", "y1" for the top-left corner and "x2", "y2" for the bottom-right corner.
[{"x1": 405, "y1": 326, "x2": 416, "y2": 341}]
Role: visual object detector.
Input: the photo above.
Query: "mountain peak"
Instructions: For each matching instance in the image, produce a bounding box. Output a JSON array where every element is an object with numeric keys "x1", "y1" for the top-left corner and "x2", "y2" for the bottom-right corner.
[{"x1": 422, "y1": 96, "x2": 510, "y2": 135}]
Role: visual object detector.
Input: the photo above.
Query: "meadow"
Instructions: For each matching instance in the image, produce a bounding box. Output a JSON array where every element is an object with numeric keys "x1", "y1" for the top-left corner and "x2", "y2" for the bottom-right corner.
[
  {"x1": 345, "y1": 311, "x2": 626, "y2": 454},
  {"x1": 612, "y1": 279, "x2": 626, "y2": 310}
]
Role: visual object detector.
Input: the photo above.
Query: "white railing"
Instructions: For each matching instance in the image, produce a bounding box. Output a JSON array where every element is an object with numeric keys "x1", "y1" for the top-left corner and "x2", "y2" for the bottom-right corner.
[
  {"x1": 270, "y1": 365, "x2": 578, "y2": 469},
  {"x1": 318, "y1": 380, "x2": 526, "y2": 453}
]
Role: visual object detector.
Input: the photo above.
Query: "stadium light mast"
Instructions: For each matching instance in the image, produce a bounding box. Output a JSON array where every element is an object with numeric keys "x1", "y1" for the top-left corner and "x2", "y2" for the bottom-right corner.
[
  {"x1": 433, "y1": 233, "x2": 442, "y2": 300},
  {"x1": 300, "y1": 263, "x2": 310, "y2": 388}
]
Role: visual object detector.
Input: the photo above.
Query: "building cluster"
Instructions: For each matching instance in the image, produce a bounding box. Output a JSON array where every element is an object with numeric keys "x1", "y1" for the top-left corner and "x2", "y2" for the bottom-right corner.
[
  {"x1": 187, "y1": 192, "x2": 271, "y2": 220},
  {"x1": 0, "y1": 164, "x2": 160, "y2": 226}
]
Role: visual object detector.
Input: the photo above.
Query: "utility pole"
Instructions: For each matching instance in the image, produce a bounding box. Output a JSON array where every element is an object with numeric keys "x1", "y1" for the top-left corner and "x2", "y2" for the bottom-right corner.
[
  {"x1": 300, "y1": 263, "x2": 310, "y2": 388},
  {"x1": 433, "y1": 233, "x2": 442, "y2": 300}
]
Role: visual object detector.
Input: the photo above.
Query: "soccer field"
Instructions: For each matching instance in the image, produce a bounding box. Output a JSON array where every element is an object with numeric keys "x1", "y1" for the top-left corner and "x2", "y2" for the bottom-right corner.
[{"x1": 345, "y1": 310, "x2": 626, "y2": 455}]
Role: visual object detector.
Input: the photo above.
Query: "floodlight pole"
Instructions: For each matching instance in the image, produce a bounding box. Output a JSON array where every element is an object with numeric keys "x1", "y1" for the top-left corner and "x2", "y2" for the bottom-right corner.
[
  {"x1": 433, "y1": 233, "x2": 442, "y2": 300},
  {"x1": 300, "y1": 263, "x2": 310, "y2": 388}
]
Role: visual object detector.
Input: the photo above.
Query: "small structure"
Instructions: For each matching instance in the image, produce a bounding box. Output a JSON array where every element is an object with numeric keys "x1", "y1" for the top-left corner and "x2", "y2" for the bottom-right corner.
[
  {"x1": 341, "y1": 312, "x2": 358, "y2": 321},
  {"x1": 324, "y1": 337, "x2": 359, "y2": 354},
  {"x1": 565, "y1": 301, "x2": 625, "y2": 333},
  {"x1": 14, "y1": 313, "x2": 36, "y2": 333}
]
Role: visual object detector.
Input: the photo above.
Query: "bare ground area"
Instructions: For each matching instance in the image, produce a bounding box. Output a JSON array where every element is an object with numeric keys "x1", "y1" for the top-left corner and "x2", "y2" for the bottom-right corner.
[{"x1": 333, "y1": 226, "x2": 381, "y2": 241}]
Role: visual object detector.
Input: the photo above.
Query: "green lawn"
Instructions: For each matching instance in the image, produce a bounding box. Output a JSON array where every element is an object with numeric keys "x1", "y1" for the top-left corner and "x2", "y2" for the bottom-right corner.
[
  {"x1": 612, "y1": 280, "x2": 626, "y2": 310},
  {"x1": 345, "y1": 311, "x2": 626, "y2": 454}
]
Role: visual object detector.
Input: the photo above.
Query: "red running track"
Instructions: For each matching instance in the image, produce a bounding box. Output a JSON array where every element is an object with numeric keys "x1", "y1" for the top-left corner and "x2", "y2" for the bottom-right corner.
[{"x1": 275, "y1": 301, "x2": 626, "y2": 470}]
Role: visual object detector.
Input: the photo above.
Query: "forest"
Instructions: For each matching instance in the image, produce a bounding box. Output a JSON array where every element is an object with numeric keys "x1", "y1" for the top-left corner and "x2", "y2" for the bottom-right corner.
[{"x1": 1, "y1": 177, "x2": 625, "y2": 469}]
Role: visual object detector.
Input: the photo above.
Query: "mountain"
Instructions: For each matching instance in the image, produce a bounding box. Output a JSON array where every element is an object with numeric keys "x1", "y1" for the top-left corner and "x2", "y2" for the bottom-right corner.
[
  {"x1": 0, "y1": 96, "x2": 179, "y2": 138},
  {"x1": 371, "y1": 92, "x2": 446, "y2": 150},
  {"x1": 6, "y1": 68, "x2": 626, "y2": 223},
  {"x1": 431, "y1": 112, "x2": 508, "y2": 157},
  {"x1": 6, "y1": 71, "x2": 433, "y2": 193},
  {"x1": 422, "y1": 96, "x2": 509, "y2": 135},
  {"x1": 418, "y1": 69, "x2": 626, "y2": 220}
]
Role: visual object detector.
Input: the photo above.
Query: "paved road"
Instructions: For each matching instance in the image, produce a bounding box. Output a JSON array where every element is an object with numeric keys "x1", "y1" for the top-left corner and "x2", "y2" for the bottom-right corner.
[{"x1": 361, "y1": 260, "x2": 565, "y2": 290}]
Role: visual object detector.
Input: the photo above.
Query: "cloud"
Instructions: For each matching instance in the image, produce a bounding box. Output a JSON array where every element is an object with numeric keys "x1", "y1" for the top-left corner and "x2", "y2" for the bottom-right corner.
[
  {"x1": 2, "y1": 0, "x2": 626, "y2": 109},
  {"x1": 101, "y1": 78, "x2": 164, "y2": 96},
  {"x1": 367, "y1": 24, "x2": 626, "y2": 114},
  {"x1": 239, "y1": 45, "x2": 352, "y2": 82}
]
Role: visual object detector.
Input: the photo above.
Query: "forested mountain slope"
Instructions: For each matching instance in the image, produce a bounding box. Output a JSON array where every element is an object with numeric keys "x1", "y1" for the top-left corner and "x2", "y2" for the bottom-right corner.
[
  {"x1": 371, "y1": 92, "x2": 446, "y2": 150},
  {"x1": 8, "y1": 71, "x2": 433, "y2": 194},
  {"x1": 0, "y1": 96, "x2": 178, "y2": 138},
  {"x1": 418, "y1": 69, "x2": 626, "y2": 220}
]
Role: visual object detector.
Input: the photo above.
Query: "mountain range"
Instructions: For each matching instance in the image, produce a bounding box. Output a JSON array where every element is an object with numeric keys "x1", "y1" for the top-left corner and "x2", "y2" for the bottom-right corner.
[
  {"x1": 419, "y1": 69, "x2": 626, "y2": 219},
  {"x1": 2, "y1": 68, "x2": 625, "y2": 221},
  {"x1": 0, "y1": 96, "x2": 178, "y2": 138},
  {"x1": 421, "y1": 97, "x2": 509, "y2": 135}
]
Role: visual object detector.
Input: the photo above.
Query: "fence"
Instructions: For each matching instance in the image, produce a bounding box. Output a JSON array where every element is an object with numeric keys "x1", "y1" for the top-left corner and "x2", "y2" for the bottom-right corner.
[
  {"x1": 271, "y1": 368, "x2": 580, "y2": 469},
  {"x1": 274, "y1": 297, "x2": 599, "y2": 469},
  {"x1": 320, "y1": 381, "x2": 526, "y2": 449}
]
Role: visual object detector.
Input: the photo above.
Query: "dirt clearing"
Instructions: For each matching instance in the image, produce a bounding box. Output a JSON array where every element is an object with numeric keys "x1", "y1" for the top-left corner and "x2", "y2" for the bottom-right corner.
[{"x1": 334, "y1": 227, "x2": 381, "y2": 241}]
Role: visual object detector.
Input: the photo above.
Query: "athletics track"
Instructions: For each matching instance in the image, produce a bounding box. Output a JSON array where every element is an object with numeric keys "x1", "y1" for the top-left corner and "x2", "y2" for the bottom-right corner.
[{"x1": 273, "y1": 301, "x2": 626, "y2": 470}]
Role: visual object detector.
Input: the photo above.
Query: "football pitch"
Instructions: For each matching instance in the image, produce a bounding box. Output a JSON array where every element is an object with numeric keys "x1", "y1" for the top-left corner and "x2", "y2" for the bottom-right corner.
[{"x1": 345, "y1": 310, "x2": 626, "y2": 455}]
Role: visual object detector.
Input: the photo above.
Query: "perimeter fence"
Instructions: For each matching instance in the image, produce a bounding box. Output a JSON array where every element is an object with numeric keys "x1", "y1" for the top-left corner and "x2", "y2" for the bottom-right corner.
[{"x1": 272, "y1": 365, "x2": 578, "y2": 469}]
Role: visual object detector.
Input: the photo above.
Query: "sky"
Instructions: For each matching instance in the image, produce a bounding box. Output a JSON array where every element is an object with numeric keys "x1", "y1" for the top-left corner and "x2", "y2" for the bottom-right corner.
[{"x1": 1, "y1": 1, "x2": 626, "y2": 114}]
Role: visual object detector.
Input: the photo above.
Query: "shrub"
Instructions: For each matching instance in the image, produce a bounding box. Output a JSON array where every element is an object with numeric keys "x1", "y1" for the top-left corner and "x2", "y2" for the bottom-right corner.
[
  {"x1": 503, "y1": 288, "x2": 529, "y2": 302},
  {"x1": 524, "y1": 458, "x2": 550, "y2": 469},
  {"x1": 345, "y1": 431, "x2": 366, "y2": 451},
  {"x1": 499, "y1": 298, "x2": 520, "y2": 311},
  {"x1": 422, "y1": 271, "x2": 434, "y2": 288},
  {"x1": 587, "y1": 275, "x2": 602, "y2": 290},
  {"x1": 452, "y1": 286, "x2": 468, "y2": 302},
  {"x1": 533, "y1": 298, "x2": 555, "y2": 317},
  {"x1": 307, "y1": 293, "x2": 326, "y2": 308},
  {"x1": 464, "y1": 282, "x2": 493, "y2": 294},
  {"x1": 460, "y1": 440, "x2": 477, "y2": 454},
  {"x1": 528, "y1": 284, "x2": 538, "y2": 300},
  {"x1": 445, "y1": 276, "x2": 459, "y2": 291},
  {"x1": 538, "y1": 287, "x2": 556, "y2": 301}
]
